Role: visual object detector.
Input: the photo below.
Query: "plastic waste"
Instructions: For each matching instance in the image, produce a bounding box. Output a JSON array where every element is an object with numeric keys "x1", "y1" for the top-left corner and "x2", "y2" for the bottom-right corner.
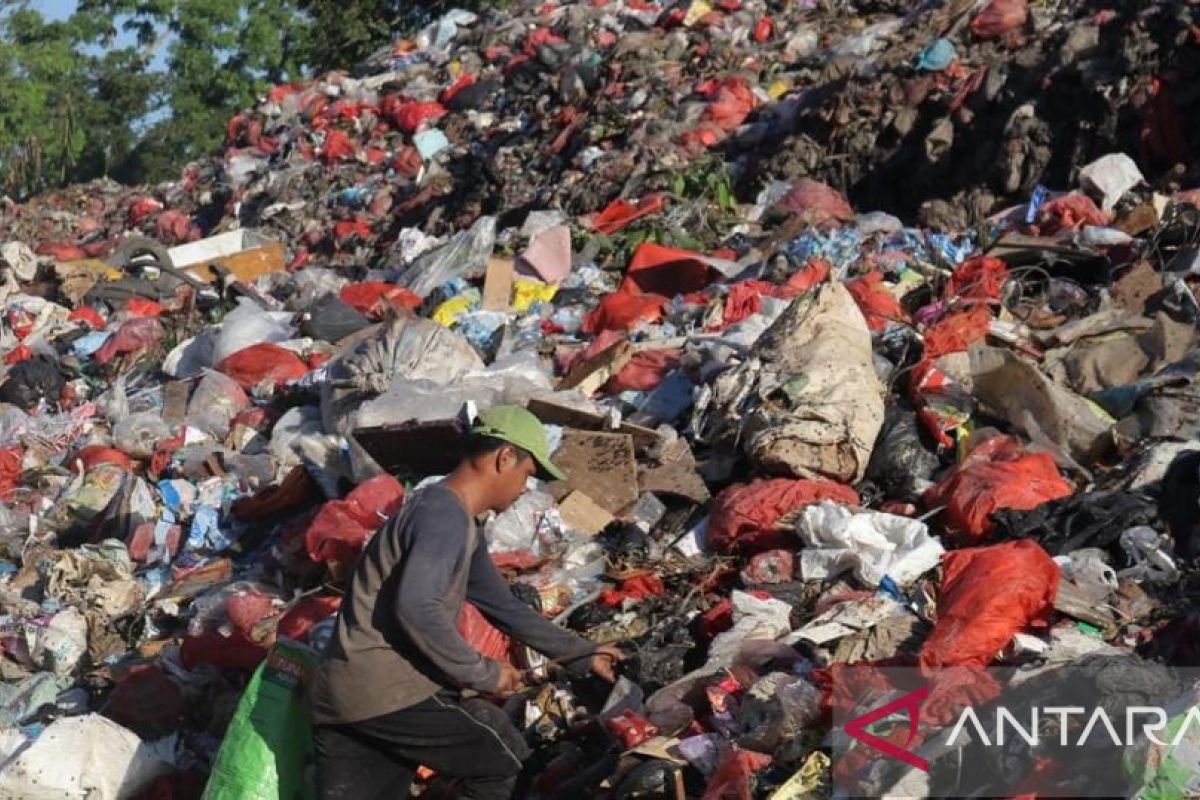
[
  {"x1": 187, "y1": 371, "x2": 251, "y2": 439},
  {"x1": 114, "y1": 411, "x2": 172, "y2": 459},
  {"x1": 707, "y1": 477, "x2": 859, "y2": 555},
  {"x1": 920, "y1": 540, "x2": 1059, "y2": 669},
  {"x1": 396, "y1": 215, "x2": 496, "y2": 298},
  {"x1": 796, "y1": 501, "x2": 945, "y2": 587},
  {"x1": 211, "y1": 299, "x2": 295, "y2": 365}
]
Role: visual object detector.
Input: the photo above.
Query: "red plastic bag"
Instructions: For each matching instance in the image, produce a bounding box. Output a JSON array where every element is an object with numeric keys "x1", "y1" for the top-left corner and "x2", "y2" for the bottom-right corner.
[
  {"x1": 622, "y1": 242, "x2": 722, "y2": 296},
  {"x1": 69, "y1": 307, "x2": 106, "y2": 329},
  {"x1": 382, "y1": 97, "x2": 447, "y2": 133},
  {"x1": 226, "y1": 590, "x2": 278, "y2": 640},
  {"x1": 0, "y1": 446, "x2": 21, "y2": 501},
  {"x1": 719, "y1": 259, "x2": 829, "y2": 329},
  {"x1": 945, "y1": 256, "x2": 1009, "y2": 302},
  {"x1": 2, "y1": 344, "x2": 31, "y2": 366},
  {"x1": 458, "y1": 601, "x2": 514, "y2": 663},
  {"x1": 599, "y1": 574, "x2": 665, "y2": 607},
  {"x1": 920, "y1": 540, "x2": 1059, "y2": 668},
  {"x1": 94, "y1": 317, "x2": 165, "y2": 365},
  {"x1": 36, "y1": 242, "x2": 87, "y2": 261},
  {"x1": 846, "y1": 272, "x2": 908, "y2": 332},
  {"x1": 605, "y1": 349, "x2": 681, "y2": 393},
  {"x1": 701, "y1": 77, "x2": 756, "y2": 133},
  {"x1": 606, "y1": 710, "x2": 658, "y2": 750},
  {"x1": 126, "y1": 298, "x2": 163, "y2": 318},
  {"x1": 180, "y1": 628, "x2": 267, "y2": 671},
  {"x1": 1035, "y1": 192, "x2": 1108, "y2": 235},
  {"x1": 128, "y1": 197, "x2": 163, "y2": 225},
  {"x1": 707, "y1": 478, "x2": 859, "y2": 554},
  {"x1": 216, "y1": 343, "x2": 309, "y2": 389},
  {"x1": 701, "y1": 749, "x2": 773, "y2": 800},
  {"x1": 922, "y1": 435, "x2": 1073, "y2": 541},
  {"x1": 156, "y1": 209, "x2": 197, "y2": 244},
  {"x1": 774, "y1": 179, "x2": 854, "y2": 226},
  {"x1": 104, "y1": 664, "x2": 186, "y2": 730},
  {"x1": 340, "y1": 281, "x2": 424, "y2": 316},
  {"x1": 320, "y1": 129, "x2": 356, "y2": 163},
  {"x1": 753, "y1": 16, "x2": 772, "y2": 42},
  {"x1": 588, "y1": 193, "x2": 668, "y2": 234},
  {"x1": 72, "y1": 445, "x2": 135, "y2": 472},
  {"x1": 969, "y1": 0, "x2": 1028, "y2": 39},
  {"x1": 582, "y1": 290, "x2": 666, "y2": 334},
  {"x1": 128, "y1": 521, "x2": 181, "y2": 562},
  {"x1": 277, "y1": 595, "x2": 342, "y2": 643},
  {"x1": 305, "y1": 474, "x2": 406, "y2": 569},
  {"x1": 922, "y1": 306, "x2": 992, "y2": 358}
]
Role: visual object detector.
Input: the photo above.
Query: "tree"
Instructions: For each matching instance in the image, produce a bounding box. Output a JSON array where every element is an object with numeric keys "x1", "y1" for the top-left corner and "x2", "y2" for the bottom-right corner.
[
  {"x1": 79, "y1": 0, "x2": 311, "y2": 182},
  {"x1": 0, "y1": 6, "x2": 156, "y2": 198}
]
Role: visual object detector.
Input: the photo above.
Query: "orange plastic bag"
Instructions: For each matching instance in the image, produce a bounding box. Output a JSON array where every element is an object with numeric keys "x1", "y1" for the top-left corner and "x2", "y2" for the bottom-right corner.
[
  {"x1": 922, "y1": 306, "x2": 992, "y2": 358},
  {"x1": 589, "y1": 193, "x2": 668, "y2": 235},
  {"x1": 922, "y1": 436, "x2": 1072, "y2": 540},
  {"x1": 920, "y1": 540, "x2": 1059, "y2": 668}
]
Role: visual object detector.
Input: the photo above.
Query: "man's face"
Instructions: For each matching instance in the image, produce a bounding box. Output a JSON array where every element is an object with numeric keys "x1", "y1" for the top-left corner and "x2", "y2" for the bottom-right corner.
[{"x1": 492, "y1": 445, "x2": 537, "y2": 511}]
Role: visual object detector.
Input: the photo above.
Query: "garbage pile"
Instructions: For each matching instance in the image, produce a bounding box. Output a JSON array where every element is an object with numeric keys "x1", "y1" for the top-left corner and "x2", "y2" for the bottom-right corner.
[{"x1": 0, "y1": 0, "x2": 1194, "y2": 797}]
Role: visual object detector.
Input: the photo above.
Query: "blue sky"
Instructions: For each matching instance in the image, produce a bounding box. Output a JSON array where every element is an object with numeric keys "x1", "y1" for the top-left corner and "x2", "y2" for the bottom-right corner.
[
  {"x1": 33, "y1": 0, "x2": 170, "y2": 70},
  {"x1": 33, "y1": 0, "x2": 76, "y2": 23}
]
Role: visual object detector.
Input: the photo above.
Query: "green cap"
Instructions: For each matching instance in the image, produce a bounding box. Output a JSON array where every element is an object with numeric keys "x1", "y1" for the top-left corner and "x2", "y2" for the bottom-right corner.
[{"x1": 470, "y1": 405, "x2": 567, "y2": 481}]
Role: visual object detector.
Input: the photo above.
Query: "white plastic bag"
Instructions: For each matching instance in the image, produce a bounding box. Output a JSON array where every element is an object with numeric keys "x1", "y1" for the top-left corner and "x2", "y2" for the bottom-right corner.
[{"x1": 796, "y1": 501, "x2": 944, "y2": 586}]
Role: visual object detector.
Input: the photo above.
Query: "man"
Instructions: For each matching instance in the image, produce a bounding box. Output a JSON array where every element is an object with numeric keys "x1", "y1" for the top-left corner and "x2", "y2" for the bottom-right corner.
[{"x1": 311, "y1": 405, "x2": 623, "y2": 799}]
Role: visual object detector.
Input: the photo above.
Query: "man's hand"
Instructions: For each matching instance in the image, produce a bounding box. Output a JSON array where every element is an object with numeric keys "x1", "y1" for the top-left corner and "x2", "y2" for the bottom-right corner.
[
  {"x1": 590, "y1": 645, "x2": 625, "y2": 683},
  {"x1": 493, "y1": 661, "x2": 524, "y2": 696}
]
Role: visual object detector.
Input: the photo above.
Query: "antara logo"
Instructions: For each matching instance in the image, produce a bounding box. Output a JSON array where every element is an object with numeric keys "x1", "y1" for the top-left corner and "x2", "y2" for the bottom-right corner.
[{"x1": 844, "y1": 686, "x2": 930, "y2": 773}]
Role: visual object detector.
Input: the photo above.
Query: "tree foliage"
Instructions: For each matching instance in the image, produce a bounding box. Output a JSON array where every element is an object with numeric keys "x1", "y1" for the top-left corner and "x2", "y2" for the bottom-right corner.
[{"x1": 0, "y1": 0, "x2": 481, "y2": 197}]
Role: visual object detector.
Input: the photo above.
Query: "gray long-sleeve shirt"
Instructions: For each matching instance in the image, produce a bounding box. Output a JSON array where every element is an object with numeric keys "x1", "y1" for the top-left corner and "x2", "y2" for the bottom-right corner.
[{"x1": 311, "y1": 483, "x2": 594, "y2": 725}]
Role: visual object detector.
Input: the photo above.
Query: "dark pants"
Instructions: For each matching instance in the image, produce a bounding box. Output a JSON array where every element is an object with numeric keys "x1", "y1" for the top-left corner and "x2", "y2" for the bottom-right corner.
[{"x1": 313, "y1": 692, "x2": 529, "y2": 800}]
